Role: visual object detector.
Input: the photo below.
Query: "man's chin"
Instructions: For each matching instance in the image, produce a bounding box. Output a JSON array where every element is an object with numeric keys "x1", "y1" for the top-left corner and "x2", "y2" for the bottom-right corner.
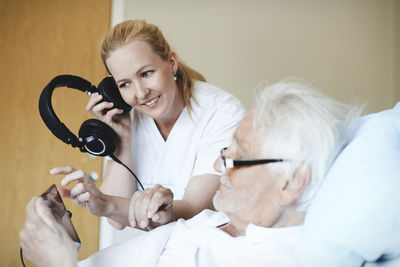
[
  {"x1": 212, "y1": 190, "x2": 222, "y2": 211},
  {"x1": 213, "y1": 190, "x2": 231, "y2": 213}
]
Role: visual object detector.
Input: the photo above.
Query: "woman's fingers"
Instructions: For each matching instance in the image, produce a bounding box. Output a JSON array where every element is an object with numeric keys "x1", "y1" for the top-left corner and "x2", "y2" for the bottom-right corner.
[
  {"x1": 50, "y1": 167, "x2": 89, "y2": 187},
  {"x1": 70, "y1": 182, "x2": 85, "y2": 198},
  {"x1": 104, "y1": 108, "x2": 124, "y2": 122},
  {"x1": 50, "y1": 166, "x2": 76, "y2": 176},
  {"x1": 60, "y1": 169, "x2": 87, "y2": 186},
  {"x1": 86, "y1": 93, "x2": 132, "y2": 141},
  {"x1": 68, "y1": 181, "x2": 93, "y2": 207},
  {"x1": 129, "y1": 190, "x2": 150, "y2": 228},
  {"x1": 57, "y1": 187, "x2": 71, "y2": 198},
  {"x1": 50, "y1": 167, "x2": 91, "y2": 207},
  {"x1": 147, "y1": 187, "x2": 173, "y2": 219},
  {"x1": 136, "y1": 191, "x2": 152, "y2": 229},
  {"x1": 92, "y1": 101, "x2": 114, "y2": 114},
  {"x1": 87, "y1": 93, "x2": 122, "y2": 122},
  {"x1": 67, "y1": 179, "x2": 106, "y2": 216},
  {"x1": 77, "y1": 191, "x2": 90, "y2": 203},
  {"x1": 86, "y1": 93, "x2": 103, "y2": 113},
  {"x1": 128, "y1": 185, "x2": 174, "y2": 230},
  {"x1": 129, "y1": 193, "x2": 139, "y2": 227}
]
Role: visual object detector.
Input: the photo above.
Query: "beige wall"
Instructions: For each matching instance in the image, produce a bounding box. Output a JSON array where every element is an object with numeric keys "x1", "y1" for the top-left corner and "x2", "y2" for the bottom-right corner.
[
  {"x1": 395, "y1": 0, "x2": 400, "y2": 104},
  {"x1": 119, "y1": 0, "x2": 398, "y2": 113}
]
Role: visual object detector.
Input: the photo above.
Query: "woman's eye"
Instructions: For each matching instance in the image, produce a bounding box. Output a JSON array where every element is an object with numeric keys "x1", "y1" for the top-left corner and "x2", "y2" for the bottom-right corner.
[
  {"x1": 118, "y1": 82, "x2": 129, "y2": 89},
  {"x1": 141, "y1": 70, "x2": 153, "y2": 78}
]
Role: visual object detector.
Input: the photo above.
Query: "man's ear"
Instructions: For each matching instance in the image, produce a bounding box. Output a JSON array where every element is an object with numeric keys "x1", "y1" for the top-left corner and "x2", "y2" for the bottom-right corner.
[{"x1": 278, "y1": 163, "x2": 311, "y2": 206}]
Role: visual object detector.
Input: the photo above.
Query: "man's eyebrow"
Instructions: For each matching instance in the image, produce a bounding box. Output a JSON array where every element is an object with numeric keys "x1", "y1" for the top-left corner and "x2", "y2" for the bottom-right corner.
[{"x1": 233, "y1": 135, "x2": 249, "y2": 156}]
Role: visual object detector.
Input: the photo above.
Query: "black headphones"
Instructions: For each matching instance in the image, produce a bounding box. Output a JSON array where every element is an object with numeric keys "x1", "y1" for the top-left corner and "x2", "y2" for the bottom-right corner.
[{"x1": 39, "y1": 74, "x2": 131, "y2": 157}]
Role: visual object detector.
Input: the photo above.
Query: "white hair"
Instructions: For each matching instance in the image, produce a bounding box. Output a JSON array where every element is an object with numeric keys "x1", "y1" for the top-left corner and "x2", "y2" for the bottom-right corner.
[{"x1": 254, "y1": 78, "x2": 362, "y2": 211}]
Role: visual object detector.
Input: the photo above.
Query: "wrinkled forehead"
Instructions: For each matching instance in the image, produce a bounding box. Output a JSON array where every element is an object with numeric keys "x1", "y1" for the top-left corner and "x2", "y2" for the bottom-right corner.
[{"x1": 233, "y1": 111, "x2": 264, "y2": 156}]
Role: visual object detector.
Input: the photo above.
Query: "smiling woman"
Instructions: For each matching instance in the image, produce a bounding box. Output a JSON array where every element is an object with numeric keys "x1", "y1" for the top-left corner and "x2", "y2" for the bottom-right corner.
[
  {"x1": 50, "y1": 20, "x2": 246, "y2": 233},
  {"x1": 105, "y1": 39, "x2": 184, "y2": 133}
]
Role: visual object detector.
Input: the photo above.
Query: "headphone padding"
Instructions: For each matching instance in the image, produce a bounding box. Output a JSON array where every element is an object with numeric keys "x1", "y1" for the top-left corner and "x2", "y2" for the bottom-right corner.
[
  {"x1": 98, "y1": 77, "x2": 132, "y2": 114},
  {"x1": 78, "y1": 119, "x2": 120, "y2": 156}
]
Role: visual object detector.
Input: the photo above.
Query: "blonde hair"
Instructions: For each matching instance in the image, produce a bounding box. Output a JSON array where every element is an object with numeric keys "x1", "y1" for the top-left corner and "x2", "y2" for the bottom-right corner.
[{"x1": 100, "y1": 20, "x2": 205, "y2": 112}]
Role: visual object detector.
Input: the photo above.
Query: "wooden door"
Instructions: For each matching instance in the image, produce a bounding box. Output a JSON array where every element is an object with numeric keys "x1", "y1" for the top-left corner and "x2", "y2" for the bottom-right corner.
[{"x1": 0, "y1": 0, "x2": 111, "y2": 265}]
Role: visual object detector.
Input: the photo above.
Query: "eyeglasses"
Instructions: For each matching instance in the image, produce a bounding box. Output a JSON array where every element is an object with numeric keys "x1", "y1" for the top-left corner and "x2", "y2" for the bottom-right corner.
[{"x1": 219, "y1": 147, "x2": 287, "y2": 172}]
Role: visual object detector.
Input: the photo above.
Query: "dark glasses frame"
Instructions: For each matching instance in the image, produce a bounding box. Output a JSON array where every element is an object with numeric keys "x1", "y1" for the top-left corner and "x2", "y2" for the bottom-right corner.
[{"x1": 219, "y1": 147, "x2": 288, "y2": 170}]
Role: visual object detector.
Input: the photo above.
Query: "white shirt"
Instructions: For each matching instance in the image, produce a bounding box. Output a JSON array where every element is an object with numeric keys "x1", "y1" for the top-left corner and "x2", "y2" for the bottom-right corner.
[
  {"x1": 157, "y1": 210, "x2": 301, "y2": 267},
  {"x1": 131, "y1": 81, "x2": 245, "y2": 199},
  {"x1": 80, "y1": 210, "x2": 301, "y2": 267}
]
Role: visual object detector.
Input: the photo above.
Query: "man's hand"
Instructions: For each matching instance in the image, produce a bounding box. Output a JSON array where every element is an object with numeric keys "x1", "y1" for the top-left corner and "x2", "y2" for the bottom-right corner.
[
  {"x1": 19, "y1": 197, "x2": 77, "y2": 267},
  {"x1": 129, "y1": 185, "x2": 174, "y2": 230}
]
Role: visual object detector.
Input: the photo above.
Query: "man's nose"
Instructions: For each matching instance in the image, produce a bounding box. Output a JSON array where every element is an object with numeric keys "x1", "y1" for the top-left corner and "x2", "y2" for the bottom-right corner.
[{"x1": 214, "y1": 156, "x2": 223, "y2": 173}]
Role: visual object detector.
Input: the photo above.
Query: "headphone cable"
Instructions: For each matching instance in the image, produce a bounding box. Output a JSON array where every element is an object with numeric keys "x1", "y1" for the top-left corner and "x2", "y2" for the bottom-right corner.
[
  {"x1": 109, "y1": 154, "x2": 144, "y2": 191},
  {"x1": 20, "y1": 247, "x2": 26, "y2": 267}
]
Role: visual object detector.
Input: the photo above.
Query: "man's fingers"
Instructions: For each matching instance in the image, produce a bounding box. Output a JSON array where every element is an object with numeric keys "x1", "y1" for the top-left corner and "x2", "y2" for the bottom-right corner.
[
  {"x1": 24, "y1": 197, "x2": 45, "y2": 227},
  {"x1": 25, "y1": 196, "x2": 38, "y2": 214},
  {"x1": 152, "y1": 210, "x2": 172, "y2": 224},
  {"x1": 35, "y1": 197, "x2": 57, "y2": 228}
]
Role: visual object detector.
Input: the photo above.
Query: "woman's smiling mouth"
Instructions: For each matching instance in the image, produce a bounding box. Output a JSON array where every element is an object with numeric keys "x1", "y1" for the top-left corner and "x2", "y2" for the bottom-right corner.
[{"x1": 143, "y1": 96, "x2": 160, "y2": 107}]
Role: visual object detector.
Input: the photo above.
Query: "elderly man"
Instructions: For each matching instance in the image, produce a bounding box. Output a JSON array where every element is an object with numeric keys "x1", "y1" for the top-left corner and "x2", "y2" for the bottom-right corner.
[{"x1": 20, "y1": 79, "x2": 359, "y2": 266}]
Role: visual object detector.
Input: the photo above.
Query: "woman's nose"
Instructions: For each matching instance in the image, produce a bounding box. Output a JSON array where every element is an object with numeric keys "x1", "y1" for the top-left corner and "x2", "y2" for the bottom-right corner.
[{"x1": 134, "y1": 82, "x2": 149, "y2": 99}]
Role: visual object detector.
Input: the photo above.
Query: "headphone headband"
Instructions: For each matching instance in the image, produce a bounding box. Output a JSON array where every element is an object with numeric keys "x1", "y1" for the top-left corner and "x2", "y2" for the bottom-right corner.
[
  {"x1": 39, "y1": 74, "x2": 142, "y2": 188},
  {"x1": 39, "y1": 75, "x2": 96, "y2": 147}
]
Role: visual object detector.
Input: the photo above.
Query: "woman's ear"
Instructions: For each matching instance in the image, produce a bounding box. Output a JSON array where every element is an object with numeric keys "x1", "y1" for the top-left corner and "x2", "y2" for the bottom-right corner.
[
  {"x1": 169, "y1": 51, "x2": 179, "y2": 75},
  {"x1": 278, "y1": 163, "x2": 311, "y2": 206}
]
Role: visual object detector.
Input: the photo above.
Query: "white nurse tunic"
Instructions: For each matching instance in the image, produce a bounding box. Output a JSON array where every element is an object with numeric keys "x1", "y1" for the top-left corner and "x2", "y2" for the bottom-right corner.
[
  {"x1": 99, "y1": 81, "x2": 245, "y2": 249},
  {"x1": 130, "y1": 81, "x2": 246, "y2": 199}
]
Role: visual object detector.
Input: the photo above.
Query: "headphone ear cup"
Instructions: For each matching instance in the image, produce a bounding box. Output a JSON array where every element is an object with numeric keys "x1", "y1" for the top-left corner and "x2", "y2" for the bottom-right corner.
[
  {"x1": 78, "y1": 119, "x2": 120, "y2": 157},
  {"x1": 98, "y1": 77, "x2": 132, "y2": 114}
]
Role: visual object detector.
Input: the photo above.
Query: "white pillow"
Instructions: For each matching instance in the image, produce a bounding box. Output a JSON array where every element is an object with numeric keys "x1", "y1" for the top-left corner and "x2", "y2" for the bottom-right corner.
[{"x1": 298, "y1": 102, "x2": 400, "y2": 266}]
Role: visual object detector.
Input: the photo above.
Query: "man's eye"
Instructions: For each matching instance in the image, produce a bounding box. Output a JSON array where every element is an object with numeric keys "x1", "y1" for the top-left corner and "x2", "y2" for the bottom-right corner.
[
  {"x1": 119, "y1": 82, "x2": 129, "y2": 89},
  {"x1": 141, "y1": 70, "x2": 153, "y2": 78}
]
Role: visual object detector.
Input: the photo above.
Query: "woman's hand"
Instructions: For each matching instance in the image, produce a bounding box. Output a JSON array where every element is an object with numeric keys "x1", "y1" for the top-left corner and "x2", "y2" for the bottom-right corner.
[
  {"x1": 19, "y1": 197, "x2": 77, "y2": 267},
  {"x1": 50, "y1": 166, "x2": 108, "y2": 217},
  {"x1": 86, "y1": 92, "x2": 131, "y2": 141},
  {"x1": 129, "y1": 185, "x2": 174, "y2": 230}
]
